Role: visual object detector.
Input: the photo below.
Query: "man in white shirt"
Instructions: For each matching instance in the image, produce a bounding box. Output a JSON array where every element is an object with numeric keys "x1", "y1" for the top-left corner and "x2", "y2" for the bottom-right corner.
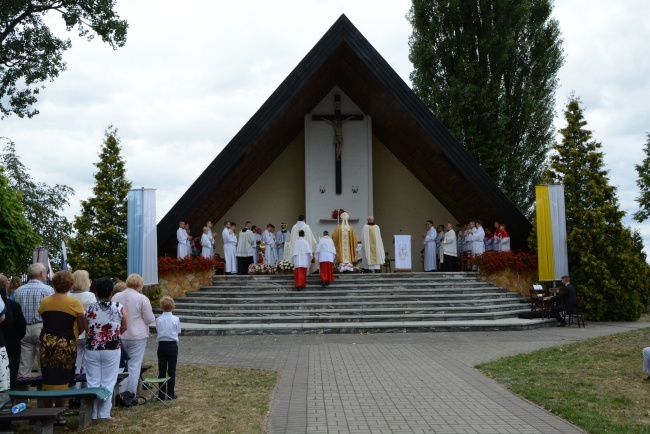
[
  {"x1": 292, "y1": 230, "x2": 313, "y2": 291},
  {"x1": 176, "y1": 221, "x2": 187, "y2": 258},
  {"x1": 315, "y1": 231, "x2": 336, "y2": 287}
]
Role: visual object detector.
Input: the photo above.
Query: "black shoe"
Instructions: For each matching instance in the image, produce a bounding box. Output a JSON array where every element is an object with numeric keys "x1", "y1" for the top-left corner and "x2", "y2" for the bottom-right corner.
[
  {"x1": 325, "y1": 281, "x2": 330, "y2": 286},
  {"x1": 169, "y1": 394, "x2": 178, "y2": 399},
  {"x1": 321, "y1": 282, "x2": 326, "y2": 287},
  {"x1": 556, "y1": 322, "x2": 567, "y2": 327}
]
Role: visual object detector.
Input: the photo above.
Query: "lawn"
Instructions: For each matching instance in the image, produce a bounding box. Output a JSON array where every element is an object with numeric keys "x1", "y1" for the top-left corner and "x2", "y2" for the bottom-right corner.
[
  {"x1": 478, "y1": 327, "x2": 650, "y2": 434},
  {"x1": 13, "y1": 363, "x2": 280, "y2": 433}
]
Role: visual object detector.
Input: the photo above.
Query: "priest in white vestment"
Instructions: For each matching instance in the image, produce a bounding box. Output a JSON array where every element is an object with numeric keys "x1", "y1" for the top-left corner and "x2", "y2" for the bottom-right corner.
[
  {"x1": 472, "y1": 221, "x2": 485, "y2": 256},
  {"x1": 262, "y1": 224, "x2": 278, "y2": 265},
  {"x1": 441, "y1": 223, "x2": 458, "y2": 271},
  {"x1": 276, "y1": 222, "x2": 289, "y2": 261},
  {"x1": 286, "y1": 215, "x2": 317, "y2": 264},
  {"x1": 361, "y1": 216, "x2": 385, "y2": 272},
  {"x1": 422, "y1": 220, "x2": 437, "y2": 271},
  {"x1": 315, "y1": 231, "x2": 336, "y2": 286},
  {"x1": 177, "y1": 221, "x2": 188, "y2": 258},
  {"x1": 201, "y1": 227, "x2": 212, "y2": 258},
  {"x1": 236, "y1": 222, "x2": 256, "y2": 274},
  {"x1": 222, "y1": 221, "x2": 238, "y2": 274},
  {"x1": 292, "y1": 230, "x2": 313, "y2": 290}
]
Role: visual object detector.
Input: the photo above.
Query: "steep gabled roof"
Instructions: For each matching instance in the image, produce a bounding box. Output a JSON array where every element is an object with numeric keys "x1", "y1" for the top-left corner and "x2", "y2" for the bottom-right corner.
[{"x1": 157, "y1": 14, "x2": 531, "y2": 254}]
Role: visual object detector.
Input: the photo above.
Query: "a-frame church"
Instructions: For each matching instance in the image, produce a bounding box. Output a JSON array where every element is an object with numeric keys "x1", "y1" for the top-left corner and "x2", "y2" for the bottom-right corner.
[{"x1": 157, "y1": 15, "x2": 531, "y2": 270}]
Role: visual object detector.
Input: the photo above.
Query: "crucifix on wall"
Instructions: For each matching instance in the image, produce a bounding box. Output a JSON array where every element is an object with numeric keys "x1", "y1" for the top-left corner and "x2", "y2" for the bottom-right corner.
[{"x1": 312, "y1": 94, "x2": 363, "y2": 194}]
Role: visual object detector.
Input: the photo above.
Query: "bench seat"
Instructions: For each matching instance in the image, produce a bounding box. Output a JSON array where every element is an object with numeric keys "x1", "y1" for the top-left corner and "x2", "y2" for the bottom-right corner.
[{"x1": 0, "y1": 407, "x2": 67, "y2": 434}]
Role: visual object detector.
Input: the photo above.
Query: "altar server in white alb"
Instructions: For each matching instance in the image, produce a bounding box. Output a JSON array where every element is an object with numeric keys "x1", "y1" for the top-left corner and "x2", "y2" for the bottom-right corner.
[
  {"x1": 498, "y1": 223, "x2": 511, "y2": 252},
  {"x1": 469, "y1": 220, "x2": 485, "y2": 256},
  {"x1": 201, "y1": 227, "x2": 212, "y2": 258},
  {"x1": 315, "y1": 231, "x2": 336, "y2": 287},
  {"x1": 276, "y1": 222, "x2": 289, "y2": 261},
  {"x1": 176, "y1": 220, "x2": 188, "y2": 258},
  {"x1": 223, "y1": 222, "x2": 238, "y2": 274},
  {"x1": 287, "y1": 215, "x2": 317, "y2": 263},
  {"x1": 206, "y1": 220, "x2": 215, "y2": 257},
  {"x1": 361, "y1": 216, "x2": 385, "y2": 272},
  {"x1": 262, "y1": 224, "x2": 278, "y2": 265},
  {"x1": 422, "y1": 220, "x2": 437, "y2": 271},
  {"x1": 292, "y1": 230, "x2": 313, "y2": 291}
]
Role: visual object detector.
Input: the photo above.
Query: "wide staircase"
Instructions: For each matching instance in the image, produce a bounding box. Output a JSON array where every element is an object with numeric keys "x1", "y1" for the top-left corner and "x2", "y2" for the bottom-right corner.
[{"x1": 163, "y1": 272, "x2": 553, "y2": 335}]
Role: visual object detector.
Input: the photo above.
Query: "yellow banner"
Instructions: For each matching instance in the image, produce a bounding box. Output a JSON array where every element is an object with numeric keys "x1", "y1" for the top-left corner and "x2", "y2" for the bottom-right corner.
[{"x1": 536, "y1": 185, "x2": 555, "y2": 281}]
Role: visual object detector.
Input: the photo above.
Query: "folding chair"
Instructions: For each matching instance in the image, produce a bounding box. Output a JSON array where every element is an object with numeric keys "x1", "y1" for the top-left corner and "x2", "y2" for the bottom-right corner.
[{"x1": 141, "y1": 377, "x2": 173, "y2": 405}]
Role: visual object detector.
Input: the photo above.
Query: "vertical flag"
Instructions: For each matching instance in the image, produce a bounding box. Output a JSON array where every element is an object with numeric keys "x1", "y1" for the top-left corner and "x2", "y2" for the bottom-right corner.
[
  {"x1": 61, "y1": 239, "x2": 69, "y2": 271},
  {"x1": 535, "y1": 184, "x2": 569, "y2": 281}
]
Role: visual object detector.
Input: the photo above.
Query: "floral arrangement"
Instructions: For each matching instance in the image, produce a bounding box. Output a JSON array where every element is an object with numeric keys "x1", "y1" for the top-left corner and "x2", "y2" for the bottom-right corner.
[
  {"x1": 248, "y1": 263, "x2": 276, "y2": 275},
  {"x1": 275, "y1": 260, "x2": 294, "y2": 274},
  {"x1": 158, "y1": 255, "x2": 219, "y2": 275},
  {"x1": 331, "y1": 208, "x2": 346, "y2": 219},
  {"x1": 470, "y1": 251, "x2": 538, "y2": 275}
]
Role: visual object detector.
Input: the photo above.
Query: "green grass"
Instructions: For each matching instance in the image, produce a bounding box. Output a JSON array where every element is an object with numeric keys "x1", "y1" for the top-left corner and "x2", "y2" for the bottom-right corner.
[
  {"x1": 478, "y1": 327, "x2": 650, "y2": 434},
  {"x1": 14, "y1": 364, "x2": 280, "y2": 433}
]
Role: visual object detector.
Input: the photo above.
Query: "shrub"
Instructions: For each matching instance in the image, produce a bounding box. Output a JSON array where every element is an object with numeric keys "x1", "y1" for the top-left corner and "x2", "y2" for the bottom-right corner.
[
  {"x1": 471, "y1": 251, "x2": 538, "y2": 275},
  {"x1": 158, "y1": 256, "x2": 218, "y2": 275}
]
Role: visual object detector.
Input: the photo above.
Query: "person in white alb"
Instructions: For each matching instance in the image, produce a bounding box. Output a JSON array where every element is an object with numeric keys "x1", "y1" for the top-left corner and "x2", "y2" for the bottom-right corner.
[
  {"x1": 221, "y1": 221, "x2": 237, "y2": 274},
  {"x1": 422, "y1": 220, "x2": 437, "y2": 271},
  {"x1": 276, "y1": 222, "x2": 289, "y2": 261},
  {"x1": 292, "y1": 231, "x2": 313, "y2": 291},
  {"x1": 286, "y1": 215, "x2": 317, "y2": 263},
  {"x1": 176, "y1": 221, "x2": 188, "y2": 258},
  {"x1": 470, "y1": 220, "x2": 485, "y2": 256},
  {"x1": 200, "y1": 227, "x2": 212, "y2": 258},
  {"x1": 315, "y1": 231, "x2": 336, "y2": 287},
  {"x1": 441, "y1": 223, "x2": 458, "y2": 271},
  {"x1": 262, "y1": 224, "x2": 278, "y2": 265},
  {"x1": 155, "y1": 296, "x2": 181, "y2": 400},
  {"x1": 206, "y1": 221, "x2": 215, "y2": 258},
  {"x1": 236, "y1": 222, "x2": 256, "y2": 274}
]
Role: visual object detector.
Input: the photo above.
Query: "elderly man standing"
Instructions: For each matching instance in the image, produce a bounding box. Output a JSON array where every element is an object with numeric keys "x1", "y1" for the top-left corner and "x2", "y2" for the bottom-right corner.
[
  {"x1": 361, "y1": 216, "x2": 385, "y2": 273},
  {"x1": 12, "y1": 263, "x2": 54, "y2": 378},
  {"x1": 441, "y1": 223, "x2": 458, "y2": 271}
]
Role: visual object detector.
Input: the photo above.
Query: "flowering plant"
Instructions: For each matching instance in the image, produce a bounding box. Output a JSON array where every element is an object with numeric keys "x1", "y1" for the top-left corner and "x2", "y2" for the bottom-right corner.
[
  {"x1": 158, "y1": 255, "x2": 220, "y2": 275},
  {"x1": 247, "y1": 263, "x2": 276, "y2": 275},
  {"x1": 470, "y1": 251, "x2": 538, "y2": 275},
  {"x1": 276, "y1": 260, "x2": 294, "y2": 274},
  {"x1": 331, "y1": 208, "x2": 345, "y2": 219}
]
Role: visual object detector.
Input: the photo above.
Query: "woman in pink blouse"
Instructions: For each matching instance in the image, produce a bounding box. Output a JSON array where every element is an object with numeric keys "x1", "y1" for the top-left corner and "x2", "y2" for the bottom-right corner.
[{"x1": 111, "y1": 274, "x2": 155, "y2": 395}]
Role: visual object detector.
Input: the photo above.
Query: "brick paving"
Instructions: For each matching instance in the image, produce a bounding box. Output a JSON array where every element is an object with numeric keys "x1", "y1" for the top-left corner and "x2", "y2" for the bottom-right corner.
[{"x1": 144, "y1": 321, "x2": 649, "y2": 433}]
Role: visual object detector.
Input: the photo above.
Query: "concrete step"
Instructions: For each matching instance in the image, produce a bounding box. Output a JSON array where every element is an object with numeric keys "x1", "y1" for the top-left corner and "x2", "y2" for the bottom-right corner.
[
  {"x1": 157, "y1": 318, "x2": 556, "y2": 336},
  {"x1": 187, "y1": 287, "x2": 509, "y2": 298}
]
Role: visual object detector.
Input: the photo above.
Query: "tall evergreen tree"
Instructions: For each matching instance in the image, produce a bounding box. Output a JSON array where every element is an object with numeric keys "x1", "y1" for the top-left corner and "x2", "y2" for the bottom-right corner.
[
  {"x1": 0, "y1": 167, "x2": 41, "y2": 274},
  {"x1": 547, "y1": 96, "x2": 646, "y2": 321},
  {"x1": 408, "y1": 0, "x2": 564, "y2": 214},
  {"x1": 1, "y1": 138, "x2": 75, "y2": 265},
  {"x1": 633, "y1": 133, "x2": 650, "y2": 222},
  {"x1": 68, "y1": 126, "x2": 131, "y2": 279}
]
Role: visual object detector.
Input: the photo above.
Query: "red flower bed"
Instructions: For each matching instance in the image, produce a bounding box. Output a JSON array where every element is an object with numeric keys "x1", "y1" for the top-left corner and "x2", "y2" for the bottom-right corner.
[
  {"x1": 470, "y1": 251, "x2": 538, "y2": 275},
  {"x1": 158, "y1": 256, "x2": 220, "y2": 275}
]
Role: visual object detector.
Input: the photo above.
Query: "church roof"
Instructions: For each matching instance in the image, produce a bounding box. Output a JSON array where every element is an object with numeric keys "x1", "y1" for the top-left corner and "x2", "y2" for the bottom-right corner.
[{"x1": 157, "y1": 14, "x2": 531, "y2": 254}]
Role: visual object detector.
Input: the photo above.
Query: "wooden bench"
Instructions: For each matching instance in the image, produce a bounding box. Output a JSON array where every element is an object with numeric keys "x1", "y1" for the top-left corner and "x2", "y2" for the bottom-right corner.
[
  {"x1": 0, "y1": 407, "x2": 67, "y2": 434},
  {"x1": 6, "y1": 387, "x2": 111, "y2": 430}
]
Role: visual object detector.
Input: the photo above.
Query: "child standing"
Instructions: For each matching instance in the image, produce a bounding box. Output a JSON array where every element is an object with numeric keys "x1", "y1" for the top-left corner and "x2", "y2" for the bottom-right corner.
[{"x1": 155, "y1": 296, "x2": 181, "y2": 400}]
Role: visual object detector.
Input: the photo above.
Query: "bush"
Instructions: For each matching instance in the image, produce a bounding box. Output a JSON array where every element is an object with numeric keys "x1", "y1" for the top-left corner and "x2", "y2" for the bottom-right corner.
[
  {"x1": 158, "y1": 256, "x2": 219, "y2": 275},
  {"x1": 471, "y1": 251, "x2": 538, "y2": 275}
]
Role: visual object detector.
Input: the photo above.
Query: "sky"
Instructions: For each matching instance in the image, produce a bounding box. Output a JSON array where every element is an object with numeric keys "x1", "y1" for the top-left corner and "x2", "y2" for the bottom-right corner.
[{"x1": 2, "y1": 0, "x2": 649, "y2": 256}]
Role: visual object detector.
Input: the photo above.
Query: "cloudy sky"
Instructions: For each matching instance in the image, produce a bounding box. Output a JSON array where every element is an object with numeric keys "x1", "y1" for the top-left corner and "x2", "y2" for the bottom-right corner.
[{"x1": 2, "y1": 0, "x2": 649, "y2": 256}]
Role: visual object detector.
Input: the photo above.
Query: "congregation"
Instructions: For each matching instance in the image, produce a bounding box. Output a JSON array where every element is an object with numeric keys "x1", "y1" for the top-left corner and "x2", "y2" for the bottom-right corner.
[
  {"x1": 175, "y1": 214, "x2": 512, "y2": 289},
  {"x1": 0, "y1": 264, "x2": 178, "y2": 426}
]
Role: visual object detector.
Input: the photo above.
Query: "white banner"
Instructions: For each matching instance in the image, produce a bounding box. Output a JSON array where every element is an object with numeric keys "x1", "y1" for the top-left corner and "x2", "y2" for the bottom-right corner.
[{"x1": 394, "y1": 235, "x2": 412, "y2": 271}]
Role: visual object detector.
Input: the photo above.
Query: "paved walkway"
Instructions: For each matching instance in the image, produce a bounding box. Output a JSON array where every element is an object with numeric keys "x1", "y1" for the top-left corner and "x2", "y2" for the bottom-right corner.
[{"x1": 144, "y1": 321, "x2": 649, "y2": 433}]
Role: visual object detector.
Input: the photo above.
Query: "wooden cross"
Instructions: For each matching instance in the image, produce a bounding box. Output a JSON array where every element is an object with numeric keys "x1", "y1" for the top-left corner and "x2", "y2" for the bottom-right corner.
[{"x1": 312, "y1": 94, "x2": 363, "y2": 195}]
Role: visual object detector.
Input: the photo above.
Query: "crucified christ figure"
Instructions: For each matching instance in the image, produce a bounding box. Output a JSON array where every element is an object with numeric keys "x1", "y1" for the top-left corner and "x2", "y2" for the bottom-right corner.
[{"x1": 320, "y1": 116, "x2": 354, "y2": 161}]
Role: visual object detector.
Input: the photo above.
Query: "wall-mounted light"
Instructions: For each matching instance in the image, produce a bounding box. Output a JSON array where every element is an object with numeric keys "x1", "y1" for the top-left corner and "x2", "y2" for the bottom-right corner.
[
  {"x1": 352, "y1": 185, "x2": 359, "y2": 194},
  {"x1": 319, "y1": 185, "x2": 326, "y2": 194}
]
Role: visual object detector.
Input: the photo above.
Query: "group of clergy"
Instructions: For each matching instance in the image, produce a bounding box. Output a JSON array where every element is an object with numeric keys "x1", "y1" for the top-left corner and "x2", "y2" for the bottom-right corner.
[{"x1": 422, "y1": 219, "x2": 512, "y2": 272}]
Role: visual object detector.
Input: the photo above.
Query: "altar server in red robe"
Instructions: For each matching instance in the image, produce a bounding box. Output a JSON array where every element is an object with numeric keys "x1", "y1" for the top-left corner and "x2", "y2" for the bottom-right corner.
[
  {"x1": 315, "y1": 231, "x2": 336, "y2": 287},
  {"x1": 292, "y1": 231, "x2": 313, "y2": 291}
]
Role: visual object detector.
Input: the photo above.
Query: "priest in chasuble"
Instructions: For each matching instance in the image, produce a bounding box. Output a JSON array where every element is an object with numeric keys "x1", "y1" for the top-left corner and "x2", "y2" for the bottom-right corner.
[
  {"x1": 332, "y1": 212, "x2": 358, "y2": 266},
  {"x1": 286, "y1": 215, "x2": 317, "y2": 263},
  {"x1": 361, "y1": 216, "x2": 385, "y2": 272}
]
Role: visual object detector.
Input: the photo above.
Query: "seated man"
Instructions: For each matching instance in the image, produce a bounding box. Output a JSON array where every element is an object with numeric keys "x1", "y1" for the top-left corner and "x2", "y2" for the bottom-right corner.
[{"x1": 545, "y1": 275, "x2": 576, "y2": 327}]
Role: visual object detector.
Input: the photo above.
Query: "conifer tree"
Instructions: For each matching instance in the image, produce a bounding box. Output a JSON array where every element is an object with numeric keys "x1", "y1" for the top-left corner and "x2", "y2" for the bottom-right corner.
[
  {"x1": 68, "y1": 126, "x2": 131, "y2": 279},
  {"x1": 0, "y1": 167, "x2": 41, "y2": 273},
  {"x1": 633, "y1": 133, "x2": 650, "y2": 222},
  {"x1": 547, "y1": 96, "x2": 646, "y2": 320}
]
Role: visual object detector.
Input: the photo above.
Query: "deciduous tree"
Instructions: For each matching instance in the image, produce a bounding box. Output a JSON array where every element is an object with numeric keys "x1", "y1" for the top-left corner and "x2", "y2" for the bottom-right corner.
[
  {"x1": 408, "y1": 0, "x2": 564, "y2": 215},
  {"x1": 0, "y1": 0, "x2": 128, "y2": 118},
  {"x1": 68, "y1": 126, "x2": 131, "y2": 279},
  {"x1": 547, "y1": 96, "x2": 646, "y2": 321}
]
